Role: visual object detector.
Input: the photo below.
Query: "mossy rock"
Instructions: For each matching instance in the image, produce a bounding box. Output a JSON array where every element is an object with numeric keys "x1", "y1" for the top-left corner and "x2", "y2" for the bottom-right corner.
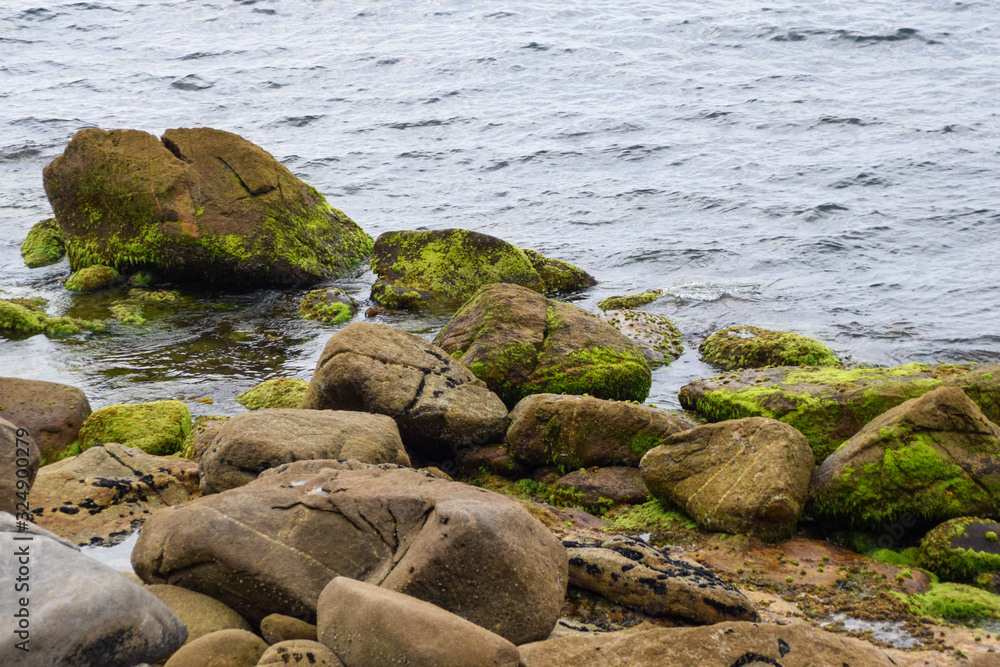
[
  {"x1": 236, "y1": 378, "x2": 309, "y2": 410},
  {"x1": 916, "y1": 517, "x2": 1000, "y2": 582},
  {"x1": 298, "y1": 288, "x2": 358, "y2": 325},
  {"x1": 435, "y1": 283, "x2": 652, "y2": 407},
  {"x1": 598, "y1": 309, "x2": 682, "y2": 368},
  {"x1": 700, "y1": 326, "x2": 840, "y2": 370},
  {"x1": 370, "y1": 229, "x2": 595, "y2": 311},
  {"x1": 0, "y1": 298, "x2": 106, "y2": 340},
  {"x1": 65, "y1": 265, "x2": 121, "y2": 292},
  {"x1": 679, "y1": 362, "x2": 1000, "y2": 463},
  {"x1": 78, "y1": 400, "x2": 192, "y2": 456},
  {"x1": 21, "y1": 218, "x2": 65, "y2": 268},
  {"x1": 43, "y1": 127, "x2": 373, "y2": 287},
  {"x1": 597, "y1": 290, "x2": 662, "y2": 312},
  {"x1": 908, "y1": 582, "x2": 1000, "y2": 621},
  {"x1": 180, "y1": 415, "x2": 229, "y2": 462},
  {"x1": 810, "y1": 387, "x2": 1000, "y2": 529}
]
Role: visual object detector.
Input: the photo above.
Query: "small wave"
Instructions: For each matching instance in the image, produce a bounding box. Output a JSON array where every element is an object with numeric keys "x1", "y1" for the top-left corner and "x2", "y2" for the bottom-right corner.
[
  {"x1": 376, "y1": 57, "x2": 402, "y2": 66},
  {"x1": 796, "y1": 203, "x2": 850, "y2": 221},
  {"x1": 64, "y1": 3, "x2": 120, "y2": 11},
  {"x1": 15, "y1": 8, "x2": 61, "y2": 21},
  {"x1": 276, "y1": 115, "x2": 323, "y2": 127},
  {"x1": 252, "y1": 8, "x2": 277, "y2": 14},
  {"x1": 816, "y1": 116, "x2": 878, "y2": 126},
  {"x1": 170, "y1": 74, "x2": 214, "y2": 91},
  {"x1": 833, "y1": 27, "x2": 938, "y2": 44},
  {"x1": 179, "y1": 51, "x2": 238, "y2": 61},
  {"x1": 522, "y1": 42, "x2": 549, "y2": 51},
  {"x1": 831, "y1": 172, "x2": 890, "y2": 189}
]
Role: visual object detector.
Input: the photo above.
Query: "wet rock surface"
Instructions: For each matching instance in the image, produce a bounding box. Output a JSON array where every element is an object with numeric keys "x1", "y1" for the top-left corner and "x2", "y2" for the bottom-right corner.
[{"x1": 0, "y1": 377, "x2": 90, "y2": 462}]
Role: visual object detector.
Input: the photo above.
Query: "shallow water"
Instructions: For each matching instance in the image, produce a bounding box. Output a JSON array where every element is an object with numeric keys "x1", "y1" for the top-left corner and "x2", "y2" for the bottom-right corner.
[{"x1": 2, "y1": 0, "x2": 999, "y2": 414}]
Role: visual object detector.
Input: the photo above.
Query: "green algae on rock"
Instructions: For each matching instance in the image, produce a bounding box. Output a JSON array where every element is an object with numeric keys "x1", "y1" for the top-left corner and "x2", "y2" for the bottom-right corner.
[
  {"x1": 20, "y1": 218, "x2": 65, "y2": 268},
  {"x1": 679, "y1": 362, "x2": 1000, "y2": 463},
  {"x1": 597, "y1": 290, "x2": 662, "y2": 312},
  {"x1": 907, "y1": 582, "x2": 1000, "y2": 622},
  {"x1": 78, "y1": 399, "x2": 192, "y2": 456},
  {"x1": 916, "y1": 517, "x2": 1000, "y2": 583},
  {"x1": 43, "y1": 127, "x2": 373, "y2": 287},
  {"x1": 0, "y1": 298, "x2": 106, "y2": 340},
  {"x1": 370, "y1": 229, "x2": 595, "y2": 311},
  {"x1": 598, "y1": 309, "x2": 682, "y2": 368},
  {"x1": 236, "y1": 378, "x2": 309, "y2": 410},
  {"x1": 65, "y1": 265, "x2": 121, "y2": 292},
  {"x1": 810, "y1": 387, "x2": 1000, "y2": 530},
  {"x1": 700, "y1": 325, "x2": 840, "y2": 370},
  {"x1": 434, "y1": 283, "x2": 652, "y2": 407},
  {"x1": 297, "y1": 288, "x2": 358, "y2": 325}
]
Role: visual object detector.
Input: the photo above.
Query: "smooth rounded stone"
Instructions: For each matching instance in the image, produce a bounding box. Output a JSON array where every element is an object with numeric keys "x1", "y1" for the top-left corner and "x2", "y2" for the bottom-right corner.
[
  {"x1": 641, "y1": 417, "x2": 814, "y2": 541},
  {"x1": 0, "y1": 376, "x2": 90, "y2": 462},
  {"x1": 164, "y1": 629, "x2": 268, "y2": 667},
  {"x1": 301, "y1": 322, "x2": 509, "y2": 459},
  {"x1": 811, "y1": 386, "x2": 1000, "y2": 530},
  {"x1": 434, "y1": 284, "x2": 651, "y2": 408},
  {"x1": 554, "y1": 467, "x2": 647, "y2": 506},
  {"x1": 132, "y1": 460, "x2": 568, "y2": 644},
  {"x1": 260, "y1": 614, "x2": 318, "y2": 644},
  {"x1": 298, "y1": 288, "x2": 358, "y2": 325},
  {"x1": 564, "y1": 536, "x2": 758, "y2": 624},
  {"x1": 236, "y1": 378, "x2": 309, "y2": 410},
  {"x1": 700, "y1": 325, "x2": 840, "y2": 370},
  {"x1": 79, "y1": 399, "x2": 192, "y2": 456},
  {"x1": 507, "y1": 394, "x2": 693, "y2": 471},
  {"x1": 916, "y1": 517, "x2": 1000, "y2": 582},
  {"x1": 198, "y1": 409, "x2": 410, "y2": 494},
  {"x1": 180, "y1": 415, "x2": 229, "y2": 462},
  {"x1": 678, "y1": 361, "x2": 1000, "y2": 463},
  {"x1": 317, "y1": 577, "x2": 519, "y2": 667},
  {"x1": 369, "y1": 228, "x2": 594, "y2": 311},
  {"x1": 20, "y1": 217, "x2": 64, "y2": 267},
  {"x1": 1, "y1": 417, "x2": 40, "y2": 515},
  {"x1": 65, "y1": 264, "x2": 121, "y2": 292},
  {"x1": 147, "y1": 584, "x2": 252, "y2": 644},
  {"x1": 0, "y1": 513, "x2": 187, "y2": 667},
  {"x1": 44, "y1": 127, "x2": 372, "y2": 287},
  {"x1": 258, "y1": 640, "x2": 342, "y2": 666},
  {"x1": 517, "y1": 621, "x2": 896, "y2": 667},
  {"x1": 597, "y1": 310, "x2": 682, "y2": 368},
  {"x1": 29, "y1": 442, "x2": 200, "y2": 545},
  {"x1": 597, "y1": 290, "x2": 663, "y2": 312}
]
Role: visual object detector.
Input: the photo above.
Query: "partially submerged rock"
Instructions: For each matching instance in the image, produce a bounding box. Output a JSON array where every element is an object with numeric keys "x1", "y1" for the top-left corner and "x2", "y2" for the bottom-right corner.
[
  {"x1": 597, "y1": 290, "x2": 662, "y2": 312},
  {"x1": 679, "y1": 362, "x2": 1000, "y2": 462},
  {"x1": 598, "y1": 309, "x2": 682, "y2": 367},
  {"x1": 810, "y1": 387, "x2": 1000, "y2": 529},
  {"x1": 20, "y1": 218, "x2": 65, "y2": 268},
  {"x1": 65, "y1": 264, "x2": 121, "y2": 292},
  {"x1": 700, "y1": 325, "x2": 840, "y2": 370},
  {"x1": 298, "y1": 287, "x2": 358, "y2": 324},
  {"x1": 78, "y1": 399, "x2": 192, "y2": 456},
  {"x1": 0, "y1": 298, "x2": 105, "y2": 340},
  {"x1": 370, "y1": 229, "x2": 595, "y2": 311},
  {"x1": 916, "y1": 517, "x2": 1000, "y2": 582},
  {"x1": 0, "y1": 377, "x2": 90, "y2": 462},
  {"x1": 235, "y1": 377, "x2": 308, "y2": 410},
  {"x1": 43, "y1": 127, "x2": 373, "y2": 287},
  {"x1": 435, "y1": 284, "x2": 652, "y2": 408},
  {"x1": 641, "y1": 417, "x2": 815, "y2": 541}
]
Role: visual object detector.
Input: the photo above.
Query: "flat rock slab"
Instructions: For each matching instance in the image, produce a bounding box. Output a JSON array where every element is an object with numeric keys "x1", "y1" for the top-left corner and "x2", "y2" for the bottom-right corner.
[
  {"x1": 0, "y1": 377, "x2": 90, "y2": 462},
  {"x1": 132, "y1": 459, "x2": 567, "y2": 645},
  {"x1": 29, "y1": 443, "x2": 200, "y2": 545}
]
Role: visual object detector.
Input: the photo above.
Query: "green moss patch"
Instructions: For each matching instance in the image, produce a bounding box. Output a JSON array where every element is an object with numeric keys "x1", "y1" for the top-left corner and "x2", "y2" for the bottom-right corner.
[
  {"x1": 236, "y1": 378, "x2": 309, "y2": 410},
  {"x1": 908, "y1": 583, "x2": 1000, "y2": 621},
  {"x1": 917, "y1": 517, "x2": 1000, "y2": 582},
  {"x1": 604, "y1": 499, "x2": 698, "y2": 533},
  {"x1": 78, "y1": 400, "x2": 192, "y2": 456},
  {"x1": 700, "y1": 325, "x2": 840, "y2": 370},
  {"x1": 597, "y1": 290, "x2": 663, "y2": 312},
  {"x1": 21, "y1": 218, "x2": 65, "y2": 268},
  {"x1": 298, "y1": 288, "x2": 357, "y2": 324},
  {"x1": 0, "y1": 298, "x2": 105, "y2": 340},
  {"x1": 65, "y1": 265, "x2": 121, "y2": 292}
]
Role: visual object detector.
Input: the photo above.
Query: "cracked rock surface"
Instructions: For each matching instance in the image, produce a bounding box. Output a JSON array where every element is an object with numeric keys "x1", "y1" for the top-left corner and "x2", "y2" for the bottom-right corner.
[
  {"x1": 132, "y1": 459, "x2": 568, "y2": 645},
  {"x1": 301, "y1": 322, "x2": 509, "y2": 459}
]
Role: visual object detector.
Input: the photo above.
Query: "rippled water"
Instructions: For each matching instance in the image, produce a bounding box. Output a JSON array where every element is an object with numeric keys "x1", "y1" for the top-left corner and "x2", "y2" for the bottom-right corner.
[{"x1": 2, "y1": 0, "x2": 999, "y2": 414}]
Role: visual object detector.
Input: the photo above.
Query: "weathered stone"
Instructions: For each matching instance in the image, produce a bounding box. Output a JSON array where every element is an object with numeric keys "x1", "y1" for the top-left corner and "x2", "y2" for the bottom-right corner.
[
  {"x1": 678, "y1": 362, "x2": 1000, "y2": 463},
  {"x1": 507, "y1": 394, "x2": 692, "y2": 471},
  {"x1": 435, "y1": 284, "x2": 651, "y2": 408},
  {"x1": 20, "y1": 218, "x2": 65, "y2": 268},
  {"x1": 43, "y1": 127, "x2": 373, "y2": 287},
  {"x1": 29, "y1": 443, "x2": 200, "y2": 545},
  {"x1": 811, "y1": 387, "x2": 1000, "y2": 529},
  {"x1": 163, "y1": 629, "x2": 267, "y2": 667},
  {"x1": 598, "y1": 310, "x2": 682, "y2": 368},
  {"x1": 258, "y1": 640, "x2": 342, "y2": 666},
  {"x1": 236, "y1": 378, "x2": 309, "y2": 410},
  {"x1": 1, "y1": 417, "x2": 40, "y2": 515},
  {"x1": 641, "y1": 417, "x2": 814, "y2": 541},
  {"x1": 916, "y1": 517, "x2": 1000, "y2": 583},
  {"x1": 564, "y1": 536, "x2": 758, "y2": 624},
  {"x1": 0, "y1": 513, "x2": 186, "y2": 667},
  {"x1": 370, "y1": 228, "x2": 594, "y2": 311},
  {"x1": 597, "y1": 290, "x2": 662, "y2": 312},
  {"x1": 198, "y1": 409, "x2": 410, "y2": 494},
  {"x1": 260, "y1": 614, "x2": 317, "y2": 644},
  {"x1": 132, "y1": 460, "x2": 567, "y2": 644},
  {"x1": 517, "y1": 621, "x2": 896, "y2": 667},
  {"x1": 454, "y1": 443, "x2": 527, "y2": 479},
  {"x1": 554, "y1": 467, "x2": 647, "y2": 507},
  {"x1": 700, "y1": 325, "x2": 840, "y2": 370},
  {"x1": 301, "y1": 322, "x2": 508, "y2": 459},
  {"x1": 298, "y1": 288, "x2": 358, "y2": 325},
  {"x1": 146, "y1": 584, "x2": 252, "y2": 644},
  {"x1": 317, "y1": 577, "x2": 519, "y2": 666},
  {"x1": 180, "y1": 415, "x2": 229, "y2": 462},
  {"x1": 0, "y1": 377, "x2": 90, "y2": 462}
]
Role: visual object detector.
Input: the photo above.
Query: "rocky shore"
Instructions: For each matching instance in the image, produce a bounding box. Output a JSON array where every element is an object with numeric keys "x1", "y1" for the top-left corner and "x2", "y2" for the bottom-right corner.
[{"x1": 2, "y1": 128, "x2": 1000, "y2": 666}]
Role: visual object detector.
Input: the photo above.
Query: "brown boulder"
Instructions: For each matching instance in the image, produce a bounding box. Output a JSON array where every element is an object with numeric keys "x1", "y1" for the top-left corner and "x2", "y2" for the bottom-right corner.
[
  {"x1": 146, "y1": 584, "x2": 251, "y2": 644},
  {"x1": 260, "y1": 614, "x2": 317, "y2": 644},
  {"x1": 163, "y1": 629, "x2": 267, "y2": 667},
  {"x1": 0, "y1": 377, "x2": 90, "y2": 462},
  {"x1": 554, "y1": 467, "x2": 648, "y2": 506},
  {"x1": 258, "y1": 640, "x2": 342, "y2": 666}
]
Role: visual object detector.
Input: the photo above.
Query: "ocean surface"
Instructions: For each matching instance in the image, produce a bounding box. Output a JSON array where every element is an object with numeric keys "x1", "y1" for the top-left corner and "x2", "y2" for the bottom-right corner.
[{"x1": 2, "y1": 0, "x2": 999, "y2": 415}]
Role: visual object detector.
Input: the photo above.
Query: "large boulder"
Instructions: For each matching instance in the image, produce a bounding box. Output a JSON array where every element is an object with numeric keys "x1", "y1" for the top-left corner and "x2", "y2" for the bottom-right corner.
[
  {"x1": 699, "y1": 325, "x2": 840, "y2": 370},
  {"x1": 0, "y1": 377, "x2": 90, "y2": 462},
  {"x1": 435, "y1": 284, "x2": 652, "y2": 408},
  {"x1": 0, "y1": 513, "x2": 187, "y2": 666},
  {"x1": 507, "y1": 394, "x2": 692, "y2": 471},
  {"x1": 641, "y1": 417, "x2": 814, "y2": 541},
  {"x1": 79, "y1": 399, "x2": 192, "y2": 455},
  {"x1": 369, "y1": 228, "x2": 595, "y2": 311},
  {"x1": 810, "y1": 387, "x2": 1000, "y2": 529},
  {"x1": 198, "y1": 408, "x2": 410, "y2": 494},
  {"x1": 301, "y1": 322, "x2": 508, "y2": 459},
  {"x1": 28, "y1": 443, "x2": 200, "y2": 545},
  {"x1": 517, "y1": 622, "x2": 896, "y2": 667},
  {"x1": 679, "y1": 362, "x2": 1000, "y2": 463},
  {"x1": 1, "y1": 418, "x2": 40, "y2": 515},
  {"x1": 317, "y1": 577, "x2": 520, "y2": 666},
  {"x1": 43, "y1": 127, "x2": 373, "y2": 286},
  {"x1": 132, "y1": 460, "x2": 568, "y2": 645}
]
